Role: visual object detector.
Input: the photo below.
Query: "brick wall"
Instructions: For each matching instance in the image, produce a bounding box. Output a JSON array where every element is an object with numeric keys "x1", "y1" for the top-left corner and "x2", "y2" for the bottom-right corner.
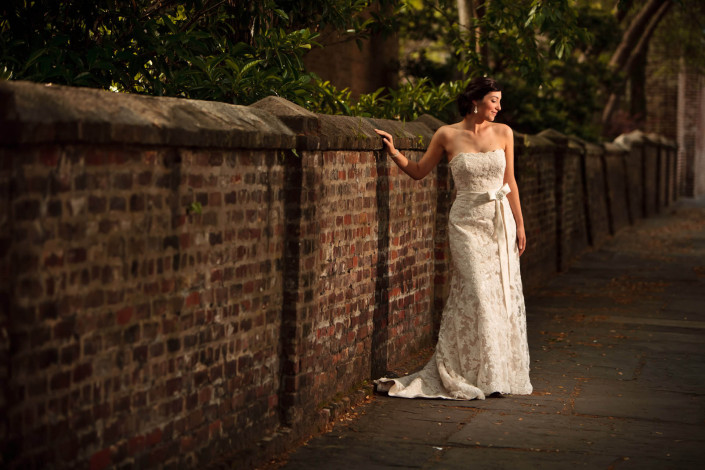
[
  {"x1": 602, "y1": 145, "x2": 631, "y2": 233},
  {"x1": 0, "y1": 133, "x2": 10, "y2": 466},
  {"x1": 0, "y1": 81, "x2": 680, "y2": 470},
  {"x1": 645, "y1": 47, "x2": 679, "y2": 141},
  {"x1": 626, "y1": 139, "x2": 646, "y2": 220},
  {"x1": 667, "y1": 146, "x2": 678, "y2": 205},
  {"x1": 303, "y1": 31, "x2": 398, "y2": 100},
  {"x1": 677, "y1": 67, "x2": 705, "y2": 197},
  {"x1": 647, "y1": 56, "x2": 705, "y2": 198},
  {"x1": 538, "y1": 130, "x2": 589, "y2": 271},
  {"x1": 582, "y1": 142, "x2": 611, "y2": 245},
  {"x1": 514, "y1": 134, "x2": 557, "y2": 290},
  {"x1": 655, "y1": 136, "x2": 670, "y2": 212},
  {"x1": 3, "y1": 143, "x2": 288, "y2": 468},
  {"x1": 643, "y1": 141, "x2": 659, "y2": 216}
]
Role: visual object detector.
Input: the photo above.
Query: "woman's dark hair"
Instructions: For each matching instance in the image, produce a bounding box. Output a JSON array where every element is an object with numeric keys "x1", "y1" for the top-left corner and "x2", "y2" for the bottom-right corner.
[{"x1": 457, "y1": 77, "x2": 502, "y2": 116}]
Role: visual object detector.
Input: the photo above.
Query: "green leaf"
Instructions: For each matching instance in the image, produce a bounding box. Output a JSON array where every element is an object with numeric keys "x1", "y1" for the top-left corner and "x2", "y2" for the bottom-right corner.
[{"x1": 274, "y1": 9, "x2": 289, "y2": 21}]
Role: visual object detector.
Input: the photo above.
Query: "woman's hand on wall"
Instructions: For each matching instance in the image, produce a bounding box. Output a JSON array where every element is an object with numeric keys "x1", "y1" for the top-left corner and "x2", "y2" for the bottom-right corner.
[{"x1": 375, "y1": 129, "x2": 396, "y2": 156}]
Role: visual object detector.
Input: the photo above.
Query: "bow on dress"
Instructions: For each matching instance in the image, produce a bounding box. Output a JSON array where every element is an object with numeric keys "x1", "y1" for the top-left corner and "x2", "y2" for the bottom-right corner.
[{"x1": 487, "y1": 183, "x2": 513, "y2": 315}]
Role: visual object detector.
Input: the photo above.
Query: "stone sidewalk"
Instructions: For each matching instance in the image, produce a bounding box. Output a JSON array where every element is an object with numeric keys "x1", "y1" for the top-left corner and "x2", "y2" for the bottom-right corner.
[{"x1": 267, "y1": 197, "x2": 705, "y2": 470}]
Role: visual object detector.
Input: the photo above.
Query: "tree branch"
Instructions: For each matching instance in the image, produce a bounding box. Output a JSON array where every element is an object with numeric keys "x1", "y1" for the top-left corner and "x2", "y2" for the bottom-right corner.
[
  {"x1": 609, "y1": 0, "x2": 670, "y2": 70},
  {"x1": 615, "y1": 0, "x2": 634, "y2": 23},
  {"x1": 180, "y1": 0, "x2": 228, "y2": 32},
  {"x1": 623, "y1": 0, "x2": 671, "y2": 74}
]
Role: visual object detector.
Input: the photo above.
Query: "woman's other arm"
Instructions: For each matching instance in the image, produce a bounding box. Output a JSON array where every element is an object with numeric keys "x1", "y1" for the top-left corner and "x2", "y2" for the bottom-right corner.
[{"x1": 502, "y1": 126, "x2": 527, "y2": 255}]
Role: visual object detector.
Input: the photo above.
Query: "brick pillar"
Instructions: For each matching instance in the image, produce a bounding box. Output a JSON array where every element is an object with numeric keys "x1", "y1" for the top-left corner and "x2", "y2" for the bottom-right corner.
[
  {"x1": 514, "y1": 134, "x2": 558, "y2": 290},
  {"x1": 643, "y1": 139, "x2": 659, "y2": 215},
  {"x1": 0, "y1": 145, "x2": 10, "y2": 465},
  {"x1": 582, "y1": 142, "x2": 611, "y2": 245},
  {"x1": 602, "y1": 144, "x2": 631, "y2": 233},
  {"x1": 538, "y1": 129, "x2": 589, "y2": 271}
]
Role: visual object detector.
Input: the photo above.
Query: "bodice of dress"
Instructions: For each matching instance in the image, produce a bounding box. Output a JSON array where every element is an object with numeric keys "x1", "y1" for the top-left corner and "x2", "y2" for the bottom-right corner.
[{"x1": 449, "y1": 149, "x2": 506, "y2": 192}]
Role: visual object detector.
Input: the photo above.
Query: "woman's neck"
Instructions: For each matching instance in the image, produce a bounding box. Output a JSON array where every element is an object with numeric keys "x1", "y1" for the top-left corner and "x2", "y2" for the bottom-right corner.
[{"x1": 462, "y1": 115, "x2": 488, "y2": 134}]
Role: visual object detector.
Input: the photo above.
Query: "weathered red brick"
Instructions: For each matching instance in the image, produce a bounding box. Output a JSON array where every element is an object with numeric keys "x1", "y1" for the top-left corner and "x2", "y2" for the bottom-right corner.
[
  {"x1": 73, "y1": 362, "x2": 93, "y2": 383},
  {"x1": 146, "y1": 427, "x2": 162, "y2": 447},
  {"x1": 89, "y1": 448, "x2": 111, "y2": 470},
  {"x1": 184, "y1": 291, "x2": 200, "y2": 307},
  {"x1": 166, "y1": 377, "x2": 182, "y2": 396},
  {"x1": 116, "y1": 306, "x2": 133, "y2": 325},
  {"x1": 128, "y1": 435, "x2": 146, "y2": 456},
  {"x1": 199, "y1": 386, "x2": 212, "y2": 404}
]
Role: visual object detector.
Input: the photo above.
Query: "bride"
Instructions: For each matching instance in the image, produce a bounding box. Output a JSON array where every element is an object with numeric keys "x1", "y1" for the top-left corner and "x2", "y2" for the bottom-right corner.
[{"x1": 374, "y1": 77, "x2": 533, "y2": 400}]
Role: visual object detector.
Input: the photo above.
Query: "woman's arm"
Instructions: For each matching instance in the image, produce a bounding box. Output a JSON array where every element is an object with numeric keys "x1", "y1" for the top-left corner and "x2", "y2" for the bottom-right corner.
[
  {"x1": 374, "y1": 128, "x2": 446, "y2": 180},
  {"x1": 502, "y1": 126, "x2": 527, "y2": 255}
]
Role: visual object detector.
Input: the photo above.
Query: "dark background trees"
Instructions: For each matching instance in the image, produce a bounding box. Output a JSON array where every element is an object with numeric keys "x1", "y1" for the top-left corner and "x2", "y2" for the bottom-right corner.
[
  {"x1": 0, "y1": 0, "x2": 395, "y2": 104},
  {"x1": 1, "y1": 0, "x2": 703, "y2": 139}
]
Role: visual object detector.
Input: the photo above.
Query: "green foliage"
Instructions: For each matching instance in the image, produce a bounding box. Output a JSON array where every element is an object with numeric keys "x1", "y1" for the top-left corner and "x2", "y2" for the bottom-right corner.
[
  {"x1": 0, "y1": 0, "x2": 397, "y2": 106},
  {"x1": 307, "y1": 77, "x2": 469, "y2": 122},
  {"x1": 356, "y1": 78, "x2": 469, "y2": 122},
  {"x1": 396, "y1": 0, "x2": 620, "y2": 139},
  {"x1": 301, "y1": 1, "x2": 614, "y2": 130},
  {"x1": 2, "y1": 0, "x2": 687, "y2": 141},
  {"x1": 187, "y1": 201, "x2": 203, "y2": 215},
  {"x1": 398, "y1": 0, "x2": 591, "y2": 85},
  {"x1": 650, "y1": 0, "x2": 705, "y2": 74}
]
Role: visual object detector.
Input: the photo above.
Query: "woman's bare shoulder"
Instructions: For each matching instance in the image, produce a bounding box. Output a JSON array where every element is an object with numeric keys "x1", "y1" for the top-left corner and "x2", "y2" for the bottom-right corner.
[
  {"x1": 489, "y1": 122, "x2": 513, "y2": 136},
  {"x1": 433, "y1": 124, "x2": 463, "y2": 141},
  {"x1": 438, "y1": 123, "x2": 463, "y2": 134}
]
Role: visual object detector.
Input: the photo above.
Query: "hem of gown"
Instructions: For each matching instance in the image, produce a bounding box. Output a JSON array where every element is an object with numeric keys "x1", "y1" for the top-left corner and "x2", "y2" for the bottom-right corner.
[
  {"x1": 375, "y1": 378, "x2": 476, "y2": 400},
  {"x1": 374, "y1": 377, "x2": 533, "y2": 401}
]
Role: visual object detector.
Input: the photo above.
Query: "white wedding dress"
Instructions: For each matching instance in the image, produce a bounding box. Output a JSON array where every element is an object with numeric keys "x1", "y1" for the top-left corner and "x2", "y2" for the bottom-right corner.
[{"x1": 376, "y1": 149, "x2": 533, "y2": 400}]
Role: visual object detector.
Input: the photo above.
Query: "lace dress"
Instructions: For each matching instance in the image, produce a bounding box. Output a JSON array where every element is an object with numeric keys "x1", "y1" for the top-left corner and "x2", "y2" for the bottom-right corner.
[{"x1": 376, "y1": 149, "x2": 532, "y2": 400}]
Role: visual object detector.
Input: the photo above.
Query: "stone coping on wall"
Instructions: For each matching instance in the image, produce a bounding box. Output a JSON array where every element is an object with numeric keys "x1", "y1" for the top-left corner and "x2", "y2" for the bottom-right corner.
[
  {"x1": 251, "y1": 96, "x2": 436, "y2": 151},
  {"x1": 0, "y1": 80, "x2": 438, "y2": 153},
  {"x1": 515, "y1": 131, "x2": 556, "y2": 153},
  {"x1": 646, "y1": 132, "x2": 677, "y2": 147},
  {"x1": 614, "y1": 129, "x2": 677, "y2": 150},
  {"x1": 540, "y1": 128, "x2": 634, "y2": 156},
  {"x1": 603, "y1": 142, "x2": 628, "y2": 154},
  {"x1": 537, "y1": 129, "x2": 585, "y2": 152},
  {"x1": 0, "y1": 80, "x2": 297, "y2": 148},
  {"x1": 0, "y1": 80, "x2": 678, "y2": 155}
]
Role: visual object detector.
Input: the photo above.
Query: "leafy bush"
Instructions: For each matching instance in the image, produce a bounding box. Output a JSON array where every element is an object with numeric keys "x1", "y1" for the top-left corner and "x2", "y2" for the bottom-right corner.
[
  {"x1": 308, "y1": 77, "x2": 469, "y2": 122},
  {"x1": 0, "y1": 0, "x2": 395, "y2": 106},
  {"x1": 2, "y1": 0, "x2": 661, "y2": 141}
]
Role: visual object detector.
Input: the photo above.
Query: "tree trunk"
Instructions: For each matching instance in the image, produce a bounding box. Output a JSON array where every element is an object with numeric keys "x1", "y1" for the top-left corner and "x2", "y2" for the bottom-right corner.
[
  {"x1": 457, "y1": 0, "x2": 488, "y2": 68},
  {"x1": 623, "y1": 1, "x2": 671, "y2": 73},
  {"x1": 630, "y1": 48, "x2": 647, "y2": 122},
  {"x1": 457, "y1": 0, "x2": 472, "y2": 32},
  {"x1": 474, "y1": 0, "x2": 488, "y2": 67},
  {"x1": 602, "y1": 0, "x2": 673, "y2": 130}
]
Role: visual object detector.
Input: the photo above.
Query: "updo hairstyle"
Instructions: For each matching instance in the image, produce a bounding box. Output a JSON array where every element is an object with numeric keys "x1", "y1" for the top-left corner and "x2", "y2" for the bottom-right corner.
[{"x1": 457, "y1": 77, "x2": 502, "y2": 116}]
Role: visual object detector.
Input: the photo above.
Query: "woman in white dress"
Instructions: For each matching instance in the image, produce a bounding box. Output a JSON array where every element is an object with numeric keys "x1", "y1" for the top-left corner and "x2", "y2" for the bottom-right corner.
[{"x1": 374, "y1": 77, "x2": 533, "y2": 400}]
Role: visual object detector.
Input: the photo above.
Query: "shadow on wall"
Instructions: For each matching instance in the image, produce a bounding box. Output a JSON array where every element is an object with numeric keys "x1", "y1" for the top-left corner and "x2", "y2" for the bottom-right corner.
[{"x1": 0, "y1": 80, "x2": 678, "y2": 469}]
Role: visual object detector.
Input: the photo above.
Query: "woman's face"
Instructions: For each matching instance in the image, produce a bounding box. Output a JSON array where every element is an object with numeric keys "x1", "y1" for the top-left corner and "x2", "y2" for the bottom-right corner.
[{"x1": 476, "y1": 92, "x2": 502, "y2": 121}]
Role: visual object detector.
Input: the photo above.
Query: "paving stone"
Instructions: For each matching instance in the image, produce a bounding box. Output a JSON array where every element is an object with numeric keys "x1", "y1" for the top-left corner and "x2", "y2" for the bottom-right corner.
[
  {"x1": 432, "y1": 447, "x2": 616, "y2": 470},
  {"x1": 275, "y1": 199, "x2": 705, "y2": 470}
]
